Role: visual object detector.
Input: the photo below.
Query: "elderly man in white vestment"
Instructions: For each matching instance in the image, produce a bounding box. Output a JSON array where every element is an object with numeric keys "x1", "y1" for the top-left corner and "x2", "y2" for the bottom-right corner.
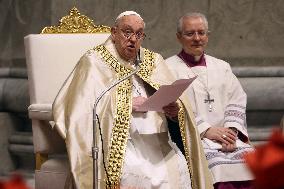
[
  {"x1": 166, "y1": 12, "x2": 254, "y2": 189},
  {"x1": 52, "y1": 11, "x2": 213, "y2": 189}
]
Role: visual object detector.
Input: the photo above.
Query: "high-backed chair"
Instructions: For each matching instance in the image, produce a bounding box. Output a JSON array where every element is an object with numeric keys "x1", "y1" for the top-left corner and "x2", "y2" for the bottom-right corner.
[{"x1": 24, "y1": 8, "x2": 110, "y2": 189}]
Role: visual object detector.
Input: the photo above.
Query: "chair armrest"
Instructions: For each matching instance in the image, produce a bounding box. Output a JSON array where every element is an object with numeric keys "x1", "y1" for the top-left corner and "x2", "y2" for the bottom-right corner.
[
  {"x1": 28, "y1": 104, "x2": 53, "y2": 121},
  {"x1": 36, "y1": 152, "x2": 48, "y2": 170}
]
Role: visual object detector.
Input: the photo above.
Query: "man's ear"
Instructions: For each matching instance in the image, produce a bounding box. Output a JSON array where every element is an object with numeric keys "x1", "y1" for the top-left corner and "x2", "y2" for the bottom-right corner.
[
  {"x1": 207, "y1": 30, "x2": 211, "y2": 36},
  {"x1": 111, "y1": 27, "x2": 117, "y2": 41},
  {"x1": 176, "y1": 32, "x2": 182, "y2": 42}
]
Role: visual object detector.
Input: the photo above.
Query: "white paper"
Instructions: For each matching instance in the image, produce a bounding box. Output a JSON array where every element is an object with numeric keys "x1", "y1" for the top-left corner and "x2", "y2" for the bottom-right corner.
[{"x1": 136, "y1": 77, "x2": 196, "y2": 112}]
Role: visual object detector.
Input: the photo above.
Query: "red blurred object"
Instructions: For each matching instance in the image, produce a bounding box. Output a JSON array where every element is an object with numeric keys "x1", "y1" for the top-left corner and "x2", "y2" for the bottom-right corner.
[
  {"x1": 244, "y1": 130, "x2": 284, "y2": 189},
  {"x1": 0, "y1": 174, "x2": 30, "y2": 189}
]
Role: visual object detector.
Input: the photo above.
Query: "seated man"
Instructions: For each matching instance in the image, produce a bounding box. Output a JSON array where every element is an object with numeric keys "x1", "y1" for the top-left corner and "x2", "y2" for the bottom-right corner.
[
  {"x1": 166, "y1": 12, "x2": 254, "y2": 189},
  {"x1": 52, "y1": 11, "x2": 213, "y2": 189}
]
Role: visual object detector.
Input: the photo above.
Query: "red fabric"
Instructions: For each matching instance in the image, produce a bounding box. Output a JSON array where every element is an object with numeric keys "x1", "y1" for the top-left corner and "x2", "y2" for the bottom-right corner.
[
  {"x1": 244, "y1": 130, "x2": 284, "y2": 189},
  {"x1": 0, "y1": 174, "x2": 30, "y2": 189},
  {"x1": 214, "y1": 181, "x2": 253, "y2": 189}
]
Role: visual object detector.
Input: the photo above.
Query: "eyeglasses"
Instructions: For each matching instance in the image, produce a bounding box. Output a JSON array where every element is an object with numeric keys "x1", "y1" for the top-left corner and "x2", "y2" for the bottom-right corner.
[
  {"x1": 119, "y1": 28, "x2": 146, "y2": 40},
  {"x1": 181, "y1": 30, "x2": 209, "y2": 38}
]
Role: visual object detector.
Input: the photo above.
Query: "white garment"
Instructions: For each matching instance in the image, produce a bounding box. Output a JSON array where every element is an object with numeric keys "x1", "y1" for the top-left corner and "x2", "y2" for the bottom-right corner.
[
  {"x1": 131, "y1": 75, "x2": 168, "y2": 134},
  {"x1": 119, "y1": 75, "x2": 192, "y2": 189},
  {"x1": 121, "y1": 132, "x2": 192, "y2": 189},
  {"x1": 166, "y1": 54, "x2": 254, "y2": 183}
]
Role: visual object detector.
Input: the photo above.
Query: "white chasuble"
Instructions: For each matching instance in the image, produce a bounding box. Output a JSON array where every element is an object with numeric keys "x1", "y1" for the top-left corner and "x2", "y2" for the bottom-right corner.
[
  {"x1": 53, "y1": 38, "x2": 213, "y2": 189},
  {"x1": 166, "y1": 54, "x2": 254, "y2": 183}
]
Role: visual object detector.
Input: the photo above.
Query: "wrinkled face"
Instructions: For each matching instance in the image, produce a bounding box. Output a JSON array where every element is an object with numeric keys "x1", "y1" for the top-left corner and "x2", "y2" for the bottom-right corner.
[
  {"x1": 177, "y1": 17, "x2": 209, "y2": 56},
  {"x1": 111, "y1": 15, "x2": 145, "y2": 61}
]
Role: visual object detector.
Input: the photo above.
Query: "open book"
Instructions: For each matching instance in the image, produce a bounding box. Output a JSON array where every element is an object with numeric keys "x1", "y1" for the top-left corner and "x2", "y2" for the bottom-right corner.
[{"x1": 136, "y1": 77, "x2": 196, "y2": 112}]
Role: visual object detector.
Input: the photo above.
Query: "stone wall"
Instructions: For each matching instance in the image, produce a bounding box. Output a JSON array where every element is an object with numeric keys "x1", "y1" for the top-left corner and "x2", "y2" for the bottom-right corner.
[{"x1": 1, "y1": 0, "x2": 284, "y2": 67}]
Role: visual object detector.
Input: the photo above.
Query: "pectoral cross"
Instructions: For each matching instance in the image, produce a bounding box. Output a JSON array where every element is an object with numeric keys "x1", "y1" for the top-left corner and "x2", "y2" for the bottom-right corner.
[{"x1": 204, "y1": 92, "x2": 214, "y2": 112}]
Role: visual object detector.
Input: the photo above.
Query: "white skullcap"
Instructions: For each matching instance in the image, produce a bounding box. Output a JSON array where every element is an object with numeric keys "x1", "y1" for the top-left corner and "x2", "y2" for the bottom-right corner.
[{"x1": 115, "y1": 11, "x2": 143, "y2": 22}]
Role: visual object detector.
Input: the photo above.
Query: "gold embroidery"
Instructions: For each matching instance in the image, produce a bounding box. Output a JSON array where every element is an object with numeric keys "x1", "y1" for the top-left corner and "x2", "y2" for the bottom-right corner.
[
  {"x1": 108, "y1": 79, "x2": 132, "y2": 187},
  {"x1": 95, "y1": 45, "x2": 132, "y2": 77},
  {"x1": 136, "y1": 48, "x2": 160, "y2": 90},
  {"x1": 95, "y1": 45, "x2": 195, "y2": 188},
  {"x1": 178, "y1": 101, "x2": 194, "y2": 189},
  {"x1": 94, "y1": 45, "x2": 157, "y2": 187}
]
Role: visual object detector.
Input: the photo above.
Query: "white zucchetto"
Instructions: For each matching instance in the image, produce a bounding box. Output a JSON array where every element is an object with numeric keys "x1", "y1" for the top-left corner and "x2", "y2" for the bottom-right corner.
[{"x1": 115, "y1": 11, "x2": 143, "y2": 21}]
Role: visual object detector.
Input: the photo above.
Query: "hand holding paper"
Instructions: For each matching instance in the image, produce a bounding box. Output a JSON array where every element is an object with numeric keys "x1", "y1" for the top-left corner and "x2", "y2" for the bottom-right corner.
[
  {"x1": 132, "y1": 96, "x2": 147, "y2": 112},
  {"x1": 163, "y1": 102, "x2": 179, "y2": 118},
  {"x1": 136, "y1": 77, "x2": 196, "y2": 112}
]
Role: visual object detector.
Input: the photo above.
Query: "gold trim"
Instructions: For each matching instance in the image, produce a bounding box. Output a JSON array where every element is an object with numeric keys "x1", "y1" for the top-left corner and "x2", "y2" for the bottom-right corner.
[
  {"x1": 35, "y1": 153, "x2": 48, "y2": 170},
  {"x1": 94, "y1": 45, "x2": 132, "y2": 187},
  {"x1": 136, "y1": 48, "x2": 160, "y2": 90},
  {"x1": 177, "y1": 102, "x2": 194, "y2": 189},
  {"x1": 41, "y1": 7, "x2": 111, "y2": 34},
  {"x1": 94, "y1": 45, "x2": 157, "y2": 187}
]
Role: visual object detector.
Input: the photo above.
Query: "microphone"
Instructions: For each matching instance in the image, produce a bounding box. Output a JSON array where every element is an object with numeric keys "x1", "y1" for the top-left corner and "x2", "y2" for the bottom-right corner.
[
  {"x1": 135, "y1": 49, "x2": 141, "y2": 67},
  {"x1": 92, "y1": 51, "x2": 141, "y2": 189}
]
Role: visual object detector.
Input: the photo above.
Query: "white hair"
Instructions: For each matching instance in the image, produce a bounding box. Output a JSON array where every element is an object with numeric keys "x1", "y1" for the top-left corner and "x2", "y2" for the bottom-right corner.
[
  {"x1": 114, "y1": 11, "x2": 145, "y2": 27},
  {"x1": 177, "y1": 12, "x2": 208, "y2": 33}
]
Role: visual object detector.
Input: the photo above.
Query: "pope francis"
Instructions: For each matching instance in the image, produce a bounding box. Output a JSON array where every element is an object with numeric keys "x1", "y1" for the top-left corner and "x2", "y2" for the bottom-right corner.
[{"x1": 52, "y1": 11, "x2": 213, "y2": 189}]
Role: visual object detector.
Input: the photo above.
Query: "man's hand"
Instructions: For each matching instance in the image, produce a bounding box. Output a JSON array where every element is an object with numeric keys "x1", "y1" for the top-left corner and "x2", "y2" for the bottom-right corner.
[
  {"x1": 132, "y1": 96, "x2": 147, "y2": 112},
  {"x1": 163, "y1": 102, "x2": 179, "y2": 118},
  {"x1": 221, "y1": 142, "x2": 237, "y2": 152},
  {"x1": 204, "y1": 127, "x2": 237, "y2": 145}
]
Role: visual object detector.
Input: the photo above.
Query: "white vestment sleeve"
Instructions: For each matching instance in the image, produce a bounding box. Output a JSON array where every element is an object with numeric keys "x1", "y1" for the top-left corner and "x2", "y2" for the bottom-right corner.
[
  {"x1": 223, "y1": 65, "x2": 249, "y2": 140},
  {"x1": 195, "y1": 114, "x2": 211, "y2": 137}
]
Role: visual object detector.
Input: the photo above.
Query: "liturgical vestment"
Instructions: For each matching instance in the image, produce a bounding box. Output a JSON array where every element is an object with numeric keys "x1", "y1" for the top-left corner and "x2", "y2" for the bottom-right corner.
[{"x1": 52, "y1": 38, "x2": 213, "y2": 189}]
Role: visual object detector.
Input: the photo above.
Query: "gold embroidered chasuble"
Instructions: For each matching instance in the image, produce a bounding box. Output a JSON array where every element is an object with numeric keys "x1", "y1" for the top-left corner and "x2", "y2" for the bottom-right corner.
[{"x1": 52, "y1": 38, "x2": 213, "y2": 189}]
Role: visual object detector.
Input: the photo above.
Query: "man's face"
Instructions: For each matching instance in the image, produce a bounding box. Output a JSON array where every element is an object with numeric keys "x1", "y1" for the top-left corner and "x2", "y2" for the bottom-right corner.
[
  {"x1": 177, "y1": 17, "x2": 209, "y2": 56},
  {"x1": 111, "y1": 15, "x2": 145, "y2": 61}
]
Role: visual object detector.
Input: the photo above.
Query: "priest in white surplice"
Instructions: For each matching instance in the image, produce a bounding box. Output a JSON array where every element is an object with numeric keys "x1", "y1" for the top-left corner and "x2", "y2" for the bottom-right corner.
[{"x1": 166, "y1": 12, "x2": 254, "y2": 189}]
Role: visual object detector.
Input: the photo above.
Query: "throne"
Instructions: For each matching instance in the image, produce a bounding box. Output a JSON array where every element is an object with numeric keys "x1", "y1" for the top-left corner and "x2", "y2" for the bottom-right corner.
[{"x1": 24, "y1": 8, "x2": 110, "y2": 189}]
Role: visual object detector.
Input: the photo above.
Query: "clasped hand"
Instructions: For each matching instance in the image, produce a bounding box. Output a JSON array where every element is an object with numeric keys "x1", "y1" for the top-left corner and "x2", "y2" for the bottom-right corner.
[{"x1": 204, "y1": 127, "x2": 238, "y2": 152}]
